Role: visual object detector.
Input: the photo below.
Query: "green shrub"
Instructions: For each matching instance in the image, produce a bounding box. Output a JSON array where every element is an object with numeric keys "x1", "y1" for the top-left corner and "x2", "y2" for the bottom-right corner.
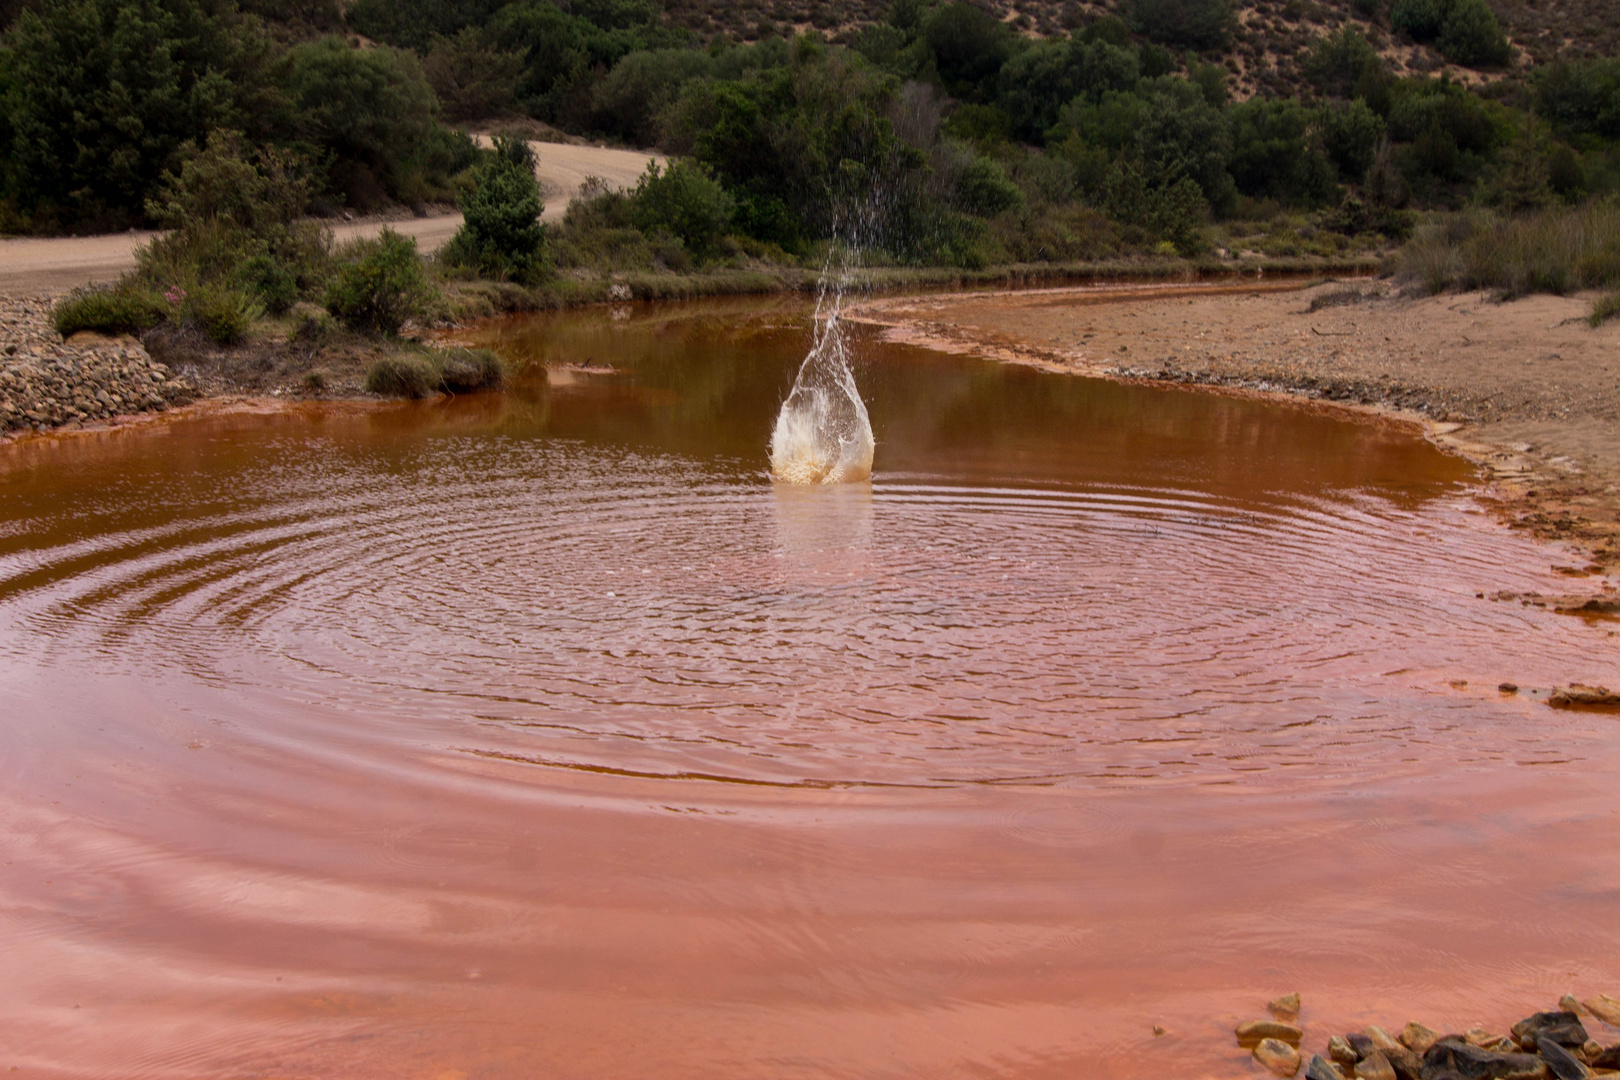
[
  {"x1": 177, "y1": 284, "x2": 260, "y2": 345},
  {"x1": 630, "y1": 159, "x2": 734, "y2": 259},
  {"x1": 1437, "y1": 0, "x2": 1511, "y2": 68},
  {"x1": 441, "y1": 135, "x2": 549, "y2": 284},
  {"x1": 53, "y1": 286, "x2": 166, "y2": 338},
  {"x1": 326, "y1": 229, "x2": 438, "y2": 336},
  {"x1": 363, "y1": 347, "x2": 504, "y2": 397},
  {"x1": 954, "y1": 157, "x2": 1025, "y2": 217},
  {"x1": 240, "y1": 254, "x2": 299, "y2": 314},
  {"x1": 422, "y1": 27, "x2": 527, "y2": 122},
  {"x1": 1126, "y1": 0, "x2": 1234, "y2": 50},
  {"x1": 1391, "y1": 0, "x2": 1447, "y2": 41}
]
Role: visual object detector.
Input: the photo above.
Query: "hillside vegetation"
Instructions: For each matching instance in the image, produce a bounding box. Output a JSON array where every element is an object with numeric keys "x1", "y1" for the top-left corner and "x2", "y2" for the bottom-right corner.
[{"x1": 5, "y1": 0, "x2": 1620, "y2": 349}]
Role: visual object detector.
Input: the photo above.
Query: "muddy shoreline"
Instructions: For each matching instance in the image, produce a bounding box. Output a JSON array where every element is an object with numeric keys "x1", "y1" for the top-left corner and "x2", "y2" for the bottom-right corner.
[
  {"x1": 9, "y1": 278, "x2": 1620, "y2": 601},
  {"x1": 846, "y1": 279, "x2": 1620, "y2": 587}
]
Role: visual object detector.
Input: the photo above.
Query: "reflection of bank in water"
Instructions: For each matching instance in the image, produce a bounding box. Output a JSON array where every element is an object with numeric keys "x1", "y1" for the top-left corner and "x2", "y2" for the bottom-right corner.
[{"x1": 769, "y1": 293, "x2": 874, "y2": 484}]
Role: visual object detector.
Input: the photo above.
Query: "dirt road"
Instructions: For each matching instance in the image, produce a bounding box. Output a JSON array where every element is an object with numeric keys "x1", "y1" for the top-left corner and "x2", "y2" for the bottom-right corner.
[{"x1": 0, "y1": 141, "x2": 661, "y2": 293}]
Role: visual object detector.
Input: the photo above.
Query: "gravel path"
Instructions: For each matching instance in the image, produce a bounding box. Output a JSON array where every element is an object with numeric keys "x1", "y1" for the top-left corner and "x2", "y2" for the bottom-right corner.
[{"x1": 0, "y1": 141, "x2": 662, "y2": 293}]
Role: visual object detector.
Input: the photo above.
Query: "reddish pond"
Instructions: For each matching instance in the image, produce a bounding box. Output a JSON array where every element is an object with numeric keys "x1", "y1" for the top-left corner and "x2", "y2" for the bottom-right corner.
[{"x1": 2, "y1": 295, "x2": 1618, "y2": 1078}]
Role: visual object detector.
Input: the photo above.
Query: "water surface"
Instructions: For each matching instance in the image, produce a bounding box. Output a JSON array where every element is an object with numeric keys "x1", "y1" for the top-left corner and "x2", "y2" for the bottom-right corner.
[{"x1": 3, "y1": 295, "x2": 1619, "y2": 1078}]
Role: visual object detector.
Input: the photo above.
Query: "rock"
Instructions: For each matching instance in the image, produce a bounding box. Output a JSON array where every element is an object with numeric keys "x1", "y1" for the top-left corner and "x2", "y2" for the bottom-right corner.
[
  {"x1": 1384, "y1": 1046, "x2": 1426, "y2": 1080},
  {"x1": 1540, "y1": 1039, "x2": 1589, "y2": 1080},
  {"x1": 1255, "y1": 1038, "x2": 1303, "y2": 1077},
  {"x1": 1580, "y1": 1041, "x2": 1602, "y2": 1060},
  {"x1": 1512, "y1": 1013, "x2": 1589, "y2": 1052},
  {"x1": 1357, "y1": 1050, "x2": 1397, "y2": 1080},
  {"x1": 1560, "y1": 997, "x2": 1585, "y2": 1017},
  {"x1": 1422, "y1": 1038, "x2": 1550, "y2": 1080},
  {"x1": 1307, "y1": 1055, "x2": 1348, "y2": 1080},
  {"x1": 1269, "y1": 993, "x2": 1303, "y2": 1021},
  {"x1": 1590, "y1": 1044, "x2": 1620, "y2": 1070},
  {"x1": 1368, "y1": 1029, "x2": 1403, "y2": 1054},
  {"x1": 1549, "y1": 685, "x2": 1620, "y2": 707},
  {"x1": 1584, "y1": 996, "x2": 1620, "y2": 1028},
  {"x1": 1469, "y1": 1030, "x2": 1507, "y2": 1048},
  {"x1": 1403, "y1": 1023, "x2": 1444, "y2": 1055},
  {"x1": 1240, "y1": 1020, "x2": 1306, "y2": 1047},
  {"x1": 1330, "y1": 1036, "x2": 1361, "y2": 1068}
]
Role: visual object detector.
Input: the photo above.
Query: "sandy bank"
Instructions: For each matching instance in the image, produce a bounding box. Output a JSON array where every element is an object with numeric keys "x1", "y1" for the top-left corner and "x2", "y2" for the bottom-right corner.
[{"x1": 848, "y1": 279, "x2": 1620, "y2": 574}]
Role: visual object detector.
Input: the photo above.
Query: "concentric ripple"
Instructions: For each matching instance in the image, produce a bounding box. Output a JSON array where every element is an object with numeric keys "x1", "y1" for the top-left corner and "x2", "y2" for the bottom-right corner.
[{"x1": 3, "y1": 297, "x2": 1619, "y2": 1080}]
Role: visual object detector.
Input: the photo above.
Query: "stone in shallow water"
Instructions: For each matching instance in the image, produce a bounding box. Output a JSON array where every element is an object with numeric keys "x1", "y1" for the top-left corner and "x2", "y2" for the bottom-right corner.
[
  {"x1": 1539, "y1": 1039, "x2": 1589, "y2": 1080},
  {"x1": 1365, "y1": 1030, "x2": 1399, "y2": 1054},
  {"x1": 1467, "y1": 1029, "x2": 1506, "y2": 1048},
  {"x1": 1269, "y1": 993, "x2": 1302, "y2": 1020},
  {"x1": 1583, "y1": 995, "x2": 1620, "y2": 1028},
  {"x1": 1239, "y1": 1020, "x2": 1305, "y2": 1047},
  {"x1": 1329, "y1": 1036, "x2": 1360, "y2": 1068},
  {"x1": 1511, "y1": 1012, "x2": 1589, "y2": 1052},
  {"x1": 1356, "y1": 1049, "x2": 1397, "y2": 1080},
  {"x1": 1255, "y1": 1038, "x2": 1302, "y2": 1077},
  {"x1": 1306, "y1": 1054, "x2": 1347, "y2": 1080},
  {"x1": 1590, "y1": 1043, "x2": 1620, "y2": 1070}
]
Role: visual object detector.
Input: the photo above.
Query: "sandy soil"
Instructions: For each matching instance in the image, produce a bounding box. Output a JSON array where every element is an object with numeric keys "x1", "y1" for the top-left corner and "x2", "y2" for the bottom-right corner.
[
  {"x1": 0, "y1": 141, "x2": 662, "y2": 293},
  {"x1": 849, "y1": 279, "x2": 1620, "y2": 578}
]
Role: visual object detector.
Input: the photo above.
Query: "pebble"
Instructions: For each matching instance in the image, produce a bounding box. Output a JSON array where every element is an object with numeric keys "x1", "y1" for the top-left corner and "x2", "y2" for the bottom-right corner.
[
  {"x1": 1255, "y1": 1037, "x2": 1302, "y2": 1077},
  {"x1": 0, "y1": 293, "x2": 194, "y2": 434}
]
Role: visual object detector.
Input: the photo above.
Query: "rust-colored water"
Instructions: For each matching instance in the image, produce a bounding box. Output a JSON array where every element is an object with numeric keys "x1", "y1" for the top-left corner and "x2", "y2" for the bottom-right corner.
[{"x1": 3, "y1": 296, "x2": 1619, "y2": 1079}]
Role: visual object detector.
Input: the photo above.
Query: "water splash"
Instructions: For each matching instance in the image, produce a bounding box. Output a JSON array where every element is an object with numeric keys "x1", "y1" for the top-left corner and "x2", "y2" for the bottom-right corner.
[{"x1": 769, "y1": 258, "x2": 874, "y2": 484}]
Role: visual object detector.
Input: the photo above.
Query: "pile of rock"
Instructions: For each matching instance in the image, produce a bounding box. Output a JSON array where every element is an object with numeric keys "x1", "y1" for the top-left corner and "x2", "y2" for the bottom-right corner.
[
  {"x1": 1237, "y1": 993, "x2": 1620, "y2": 1080},
  {"x1": 1, "y1": 294, "x2": 193, "y2": 433}
]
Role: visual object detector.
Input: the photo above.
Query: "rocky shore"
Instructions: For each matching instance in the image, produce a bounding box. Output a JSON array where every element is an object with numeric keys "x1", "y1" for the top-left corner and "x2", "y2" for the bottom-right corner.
[
  {"x1": 0, "y1": 293, "x2": 195, "y2": 435},
  {"x1": 1238, "y1": 992, "x2": 1620, "y2": 1079}
]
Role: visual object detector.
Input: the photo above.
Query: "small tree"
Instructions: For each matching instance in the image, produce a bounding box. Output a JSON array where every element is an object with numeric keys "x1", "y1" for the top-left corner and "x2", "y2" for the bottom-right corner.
[
  {"x1": 1126, "y1": 0, "x2": 1234, "y2": 51},
  {"x1": 442, "y1": 135, "x2": 548, "y2": 284},
  {"x1": 326, "y1": 228, "x2": 437, "y2": 336},
  {"x1": 1438, "y1": 0, "x2": 1511, "y2": 68},
  {"x1": 630, "y1": 160, "x2": 734, "y2": 259}
]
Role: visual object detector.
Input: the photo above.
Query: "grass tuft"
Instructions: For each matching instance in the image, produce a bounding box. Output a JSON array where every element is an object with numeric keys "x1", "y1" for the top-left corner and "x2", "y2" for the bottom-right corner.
[
  {"x1": 1397, "y1": 202, "x2": 1620, "y2": 299},
  {"x1": 1590, "y1": 293, "x2": 1620, "y2": 328},
  {"x1": 53, "y1": 286, "x2": 167, "y2": 338},
  {"x1": 364, "y1": 347, "x2": 504, "y2": 398}
]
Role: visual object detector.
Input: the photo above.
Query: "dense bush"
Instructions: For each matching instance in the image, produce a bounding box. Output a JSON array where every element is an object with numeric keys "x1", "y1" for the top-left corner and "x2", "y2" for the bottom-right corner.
[
  {"x1": 0, "y1": 0, "x2": 281, "y2": 230},
  {"x1": 1391, "y1": 0, "x2": 1509, "y2": 68},
  {"x1": 1227, "y1": 100, "x2": 1337, "y2": 207},
  {"x1": 282, "y1": 37, "x2": 440, "y2": 208},
  {"x1": 1125, "y1": 0, "x2": 1233, "y2": 51},
  {"x1": 53, "y1": 286, "x2": 167, "y2": 338},
  {"x1": 325, "y1": 228, "x2": 438, "y2": 335},
  {"x1": 422, "y1": 27, "x2": 527, "y2": 122},
  {"x1": 134, "y1": 130, "x2": 330, "y2": 320},
  {"x1": 1535, "y1": 59, "x2": 1620, "y2": 141},
  {"x1": 441, "y1": 135, "x2": 548, "y2": 283},
  {"x1": 630, "y1": 159, "x2": 734, "y2": 259}
]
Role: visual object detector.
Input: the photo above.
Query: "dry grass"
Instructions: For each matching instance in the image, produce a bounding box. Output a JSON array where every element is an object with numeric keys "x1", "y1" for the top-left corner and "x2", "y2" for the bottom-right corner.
[{"x1": 1397, "y1": 201, "x2": 1620, "y2": 299}]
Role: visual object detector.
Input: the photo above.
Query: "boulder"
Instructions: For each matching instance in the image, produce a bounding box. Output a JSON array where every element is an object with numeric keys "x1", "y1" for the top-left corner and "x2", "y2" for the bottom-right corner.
[
  {"x1": 1256, "y1": 1038, "x2": 1303, "y2": 1077},
  {"x1": 1403, "y1": 1024, "x2": 1444, "y2": 1055},
  {"x1": 1583, "y1": 996, "x2": 1620, "y2": 1028},
  {"x1": 1538, "y1": 1039, "x2": 1588, "y2": 1080},
  {"x1": 1307, "y1": 1055, "x2": 1348, "y2": 1080},
  {"x1": 1368, "y1": 1029, "x2": 1403, "y2": 1053},
  {"x1": 1421, "y1": 1039, "x2": 1550, "y2": 1080},
  {"x1": 1357, "y1": 1050, "x2": 1397, "y2": 1080},
  {"x1": 1511, "y1": 1013, "x2": 1589, "y2": 1052},
  {"x1": 1240, "y1": 1020, "x2": 1306, "y2": 1047},
  {"x1": 1329, "y1": 1036, "x2": 1361, "y2": 1068},
  {"x1": 1590, "y1": 1044, "x2": 1620, "y2": 1070}
]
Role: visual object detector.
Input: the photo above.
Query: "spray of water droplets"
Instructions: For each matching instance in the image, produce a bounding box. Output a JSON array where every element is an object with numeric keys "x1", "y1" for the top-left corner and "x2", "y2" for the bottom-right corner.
[{"x1": 768, "y1": 250, "x2": 875, "y2": 484}]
